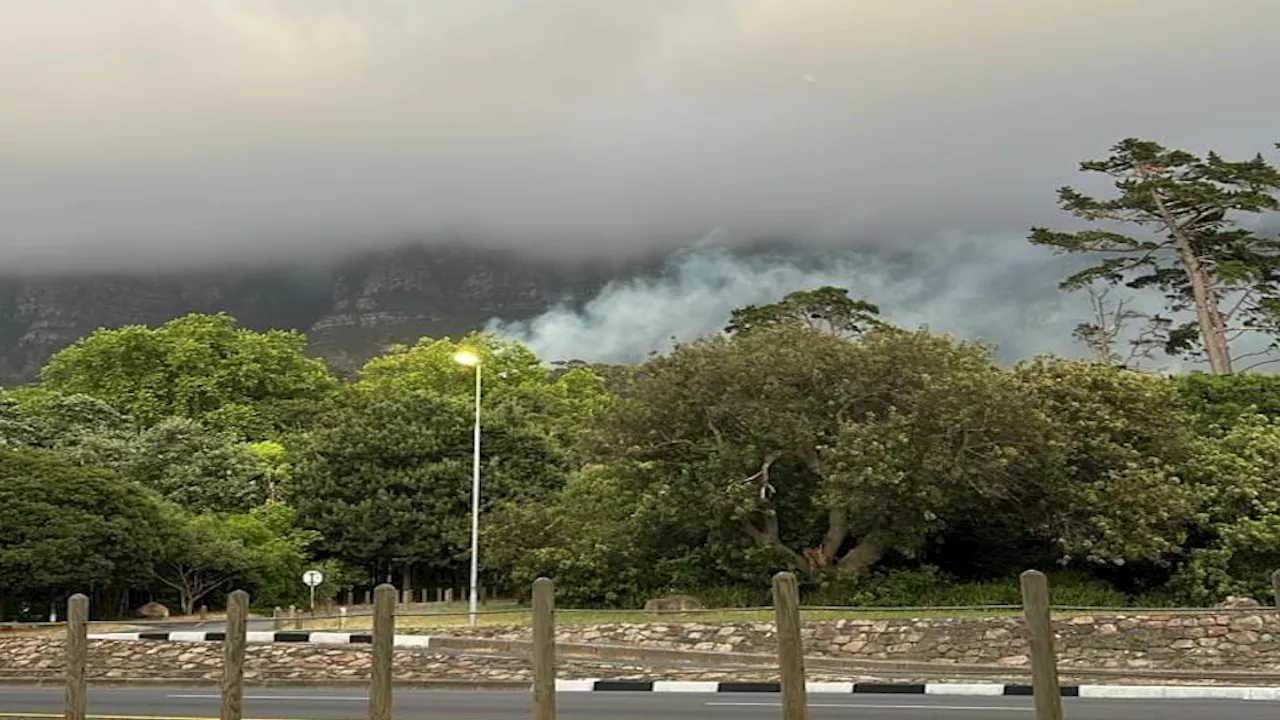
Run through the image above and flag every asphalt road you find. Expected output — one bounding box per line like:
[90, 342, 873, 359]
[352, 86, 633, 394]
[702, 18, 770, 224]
[1, 686, 1278, 719]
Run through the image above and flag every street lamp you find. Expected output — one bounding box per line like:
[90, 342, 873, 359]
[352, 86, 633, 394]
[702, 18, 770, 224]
[452, 348, 482, 627]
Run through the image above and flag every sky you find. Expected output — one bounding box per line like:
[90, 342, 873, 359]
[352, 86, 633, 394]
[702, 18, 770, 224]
[3, 0, 1279, 364]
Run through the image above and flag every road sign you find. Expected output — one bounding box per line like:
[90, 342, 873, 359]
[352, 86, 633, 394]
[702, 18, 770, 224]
[303, 570, 324, 587]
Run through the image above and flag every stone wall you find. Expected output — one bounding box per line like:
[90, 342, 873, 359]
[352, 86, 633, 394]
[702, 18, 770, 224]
[0, 638, 855, 684]
[4, 611, 1279, 683]
[446, 611, 1280, 671]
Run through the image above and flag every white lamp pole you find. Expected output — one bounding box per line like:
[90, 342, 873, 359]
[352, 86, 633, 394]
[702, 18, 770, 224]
[453, 349, 483, 627]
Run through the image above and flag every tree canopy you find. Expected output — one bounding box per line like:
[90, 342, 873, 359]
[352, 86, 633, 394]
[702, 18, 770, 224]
[39, 313, 337, 438]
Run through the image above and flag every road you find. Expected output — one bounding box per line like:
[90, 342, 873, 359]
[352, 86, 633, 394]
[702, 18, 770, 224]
[0, 686, 1277, 719]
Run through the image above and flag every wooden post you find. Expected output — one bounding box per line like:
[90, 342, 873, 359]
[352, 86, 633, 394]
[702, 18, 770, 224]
[772, 571, 806, 720]
[1020, 570, 1063, 720]
[290, 605, 301, 630]
[1272, 569, 1280, 608]
[369, 583, 396, 720]
[220, 590, 249, 720]
[65, 593, 88, 720]
[531, 578, 556, 720]
[444, 588, 453, 604]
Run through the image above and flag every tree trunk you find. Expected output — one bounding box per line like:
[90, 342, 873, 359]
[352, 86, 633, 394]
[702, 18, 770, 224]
[1174, 241, 1232, 373]
[180, 592, 195, 617]
[1154, 191, 1233, 373]
[835, 536, 886, 577]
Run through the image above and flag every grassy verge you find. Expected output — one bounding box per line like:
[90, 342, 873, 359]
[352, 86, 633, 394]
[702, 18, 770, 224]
[288, 603, 1043, 632]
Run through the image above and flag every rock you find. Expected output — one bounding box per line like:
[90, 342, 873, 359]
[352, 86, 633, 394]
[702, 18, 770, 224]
[135, 602, 170, 619]
[1230, 616, 1265, 631]
[643, 595, 704, 614]
[1217, 596, 1262, 609]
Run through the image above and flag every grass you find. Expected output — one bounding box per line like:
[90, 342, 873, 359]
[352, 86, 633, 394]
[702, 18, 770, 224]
[287, 601, 1046, 632]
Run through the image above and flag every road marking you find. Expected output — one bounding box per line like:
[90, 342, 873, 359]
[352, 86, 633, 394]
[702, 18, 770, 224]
[706, 701, 1030, 711]
[166, 694, 364, 701]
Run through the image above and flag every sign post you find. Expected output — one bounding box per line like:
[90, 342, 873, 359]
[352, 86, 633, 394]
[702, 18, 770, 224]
[302, 569, 324, 611]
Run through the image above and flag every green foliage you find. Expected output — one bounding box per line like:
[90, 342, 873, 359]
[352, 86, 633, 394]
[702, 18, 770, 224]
[356, 332, 612, 455]
[123, 418, 265, 514]
[1176, 372, 1280, 434]
[0, 447, 172, 604]
[484, 464, 654, 606]
[39, 313, 337, 438]
[221, 502, 320, 609]
[1013, 359, 1199, 566]
[0, 392, 37, 447]
[292, 385, 567, 580]
[1170, 415, 1280, 603]
[725, 286, 885, 339]
[154, 510, 265, 615]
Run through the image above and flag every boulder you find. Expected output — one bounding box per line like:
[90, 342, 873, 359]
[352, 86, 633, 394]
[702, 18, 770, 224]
[135, 601, 170, 619]
[1217, 596, 1261, 609]
[643, 595, 704, 614]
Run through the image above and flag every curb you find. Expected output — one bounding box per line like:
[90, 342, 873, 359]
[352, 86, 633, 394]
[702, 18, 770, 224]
[558, 680, 1280, 700]
[1, 676, 1277, 700]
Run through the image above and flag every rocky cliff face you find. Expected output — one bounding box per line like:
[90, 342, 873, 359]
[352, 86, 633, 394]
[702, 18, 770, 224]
[0, 244, 642, 385]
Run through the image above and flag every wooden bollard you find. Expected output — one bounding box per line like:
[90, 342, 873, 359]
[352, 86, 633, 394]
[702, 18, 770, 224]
[369, 584, 396, 720]
[199, 605, 209, 621]
[65, 594, 88, 720]
[1020, 570, 1064, 720]
[772, 572, 806, 720]
[532, 578, 556, 720]
[220, 590, 249, 720]
[444, 588, 453, 604]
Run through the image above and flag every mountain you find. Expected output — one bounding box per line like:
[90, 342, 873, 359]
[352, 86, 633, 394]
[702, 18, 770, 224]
[0, 244, 652, 386]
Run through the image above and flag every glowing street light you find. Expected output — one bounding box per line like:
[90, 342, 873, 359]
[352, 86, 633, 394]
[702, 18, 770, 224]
[453, 348, 482, 626]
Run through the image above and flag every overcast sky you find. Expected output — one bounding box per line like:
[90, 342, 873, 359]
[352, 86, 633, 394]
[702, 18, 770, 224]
[2, 0, 1278, 271]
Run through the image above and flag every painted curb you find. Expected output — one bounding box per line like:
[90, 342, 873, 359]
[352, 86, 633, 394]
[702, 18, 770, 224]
[556, 680, 1280, 700]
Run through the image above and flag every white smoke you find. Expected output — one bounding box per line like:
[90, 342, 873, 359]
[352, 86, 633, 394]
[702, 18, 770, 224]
[487, 232, 1152, 366]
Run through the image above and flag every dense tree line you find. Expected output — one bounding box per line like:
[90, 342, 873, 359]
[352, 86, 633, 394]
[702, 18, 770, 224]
[4, 137, 1280, 619]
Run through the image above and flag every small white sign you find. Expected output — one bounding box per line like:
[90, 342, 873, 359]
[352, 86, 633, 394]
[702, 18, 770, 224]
[302, 570, 324, 587]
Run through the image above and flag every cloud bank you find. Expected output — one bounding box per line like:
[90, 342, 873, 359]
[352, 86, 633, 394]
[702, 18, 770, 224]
[3, 0, 1280, 270]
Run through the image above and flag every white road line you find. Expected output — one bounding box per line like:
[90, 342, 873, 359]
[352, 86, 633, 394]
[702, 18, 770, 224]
[166, 694, 364, 702]
[705, 701, 1030, 711]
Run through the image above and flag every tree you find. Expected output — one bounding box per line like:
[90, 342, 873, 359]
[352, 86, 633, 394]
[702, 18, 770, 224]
[592, 324, 1044, 580]
[1071, 283, 1159, 367]
[725, 286, 884, 338]
[292, 386, 567, 585]
[39, 313, 337, 438]
[356, 332, 612, 455]
[483, 464, 656, 606]
[1030, 138, 1280, 373]
[154, 510, 263, 615]
[0, 448, 172, 616]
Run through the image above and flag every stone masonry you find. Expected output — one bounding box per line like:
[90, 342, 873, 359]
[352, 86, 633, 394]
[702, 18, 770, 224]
[443, 611, 1280, 672]
[3, 611, 1279, 682]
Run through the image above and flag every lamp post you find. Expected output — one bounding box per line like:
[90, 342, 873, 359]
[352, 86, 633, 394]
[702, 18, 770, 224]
[452, 348, 482, 627]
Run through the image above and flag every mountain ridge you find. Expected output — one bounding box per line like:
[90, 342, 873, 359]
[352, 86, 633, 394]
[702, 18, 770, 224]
[0, 243, 666, 385]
